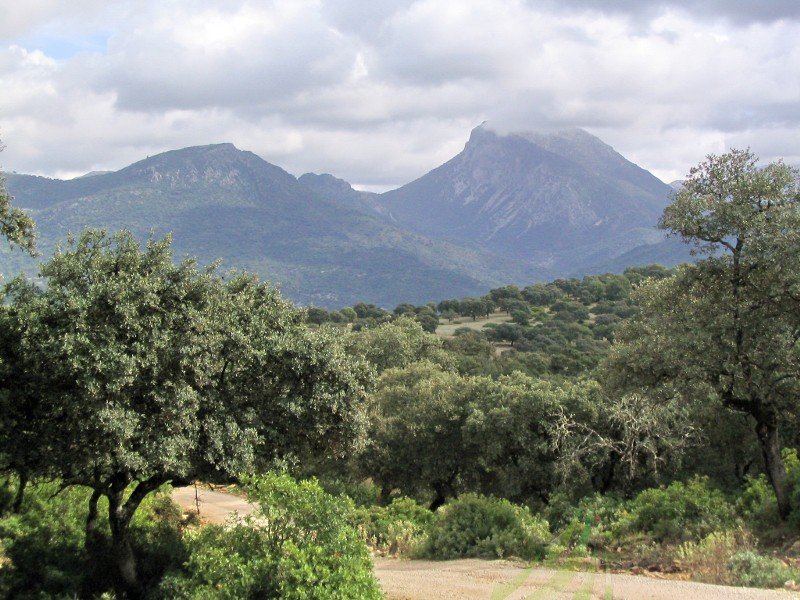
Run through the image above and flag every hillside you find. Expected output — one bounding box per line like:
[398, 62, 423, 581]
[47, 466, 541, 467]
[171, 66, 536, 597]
[376, 124, 687, 273]
[2, 144, 539, 307]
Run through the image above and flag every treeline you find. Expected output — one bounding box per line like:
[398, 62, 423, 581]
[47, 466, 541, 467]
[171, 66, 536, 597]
[308, 265, 669, 377]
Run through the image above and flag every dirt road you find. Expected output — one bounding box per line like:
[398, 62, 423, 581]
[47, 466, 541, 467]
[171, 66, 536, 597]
[172, 485, 255, 523]
[172, 487, 799, 600]
[375, 558, 798, 600]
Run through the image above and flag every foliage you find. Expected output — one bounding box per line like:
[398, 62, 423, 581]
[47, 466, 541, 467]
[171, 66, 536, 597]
[0, 480, 184, 599]
[0, 229, 371, 593]
[615, 477, 735, 543]
[353, 497, 433, 556]
[345, 316, 452, 372]
[608, 149, 800, 519]
[727, 550, 800, 588]
[360, 361, 475, 508]
[675, 529, 750, 585]
[737, 448, 800, 531]
[419, 494, 550, 561]
[159, 473, 381, 600]
[363, 364, 569, 508]
[0, 141, 36, 255]
[552, 385, 697, 494]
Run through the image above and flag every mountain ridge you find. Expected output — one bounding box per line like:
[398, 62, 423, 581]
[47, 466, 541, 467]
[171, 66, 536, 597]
[2, 128, 693, 307]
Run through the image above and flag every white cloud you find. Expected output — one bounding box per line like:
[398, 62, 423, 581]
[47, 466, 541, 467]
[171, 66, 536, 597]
[0, 0, 798, 187]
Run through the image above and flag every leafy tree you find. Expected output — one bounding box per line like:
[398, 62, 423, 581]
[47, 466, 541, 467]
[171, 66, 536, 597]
[0, 141, 36, 254]
[305, 306, 331, 325]
[436, 298, 461, 314]
[339, 306, 357, 322]
[361, 362, 476, 509]
[608, 149, 800, 519]
[486, 322, 524, 347]
[552, 384, 697, 495]
[393, 302, 417, 316]
[344, 316, 451, 372]
[352, 302, 389, 320]
[415, 310, 439, 333]
[522, 283, 562, 306]
[462, 373, 559, 503]
[0, 230, 370, 595]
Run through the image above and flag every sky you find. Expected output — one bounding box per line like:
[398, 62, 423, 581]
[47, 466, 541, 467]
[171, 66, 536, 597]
[1, 0, 799, 189]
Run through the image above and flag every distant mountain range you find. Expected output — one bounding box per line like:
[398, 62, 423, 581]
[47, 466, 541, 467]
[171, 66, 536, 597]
[2, 126, 693, 307]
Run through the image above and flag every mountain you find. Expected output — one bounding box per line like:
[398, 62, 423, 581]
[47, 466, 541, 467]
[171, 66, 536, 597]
[2, 144, 541, 308]
[297, 172, 382, 215]
[376, 124, 686, 273]
[2, 129, 695, 308]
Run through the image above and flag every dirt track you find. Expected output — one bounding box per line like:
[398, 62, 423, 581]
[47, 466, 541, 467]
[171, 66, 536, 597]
[375, 558, 798, 600]
[172, 487, 799, 600]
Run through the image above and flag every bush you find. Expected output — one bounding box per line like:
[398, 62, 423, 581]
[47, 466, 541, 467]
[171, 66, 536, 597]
[676, 529, 750, 584]
[159, 472, 381, 599]
[0, 481, 90, 599]
[728, 550, 800, 588]
[616, 477, 735, 543]
[552, 494, 625, 552]
[353, 497, 433, 556]
[737, 449, 800, 532]
[420, 494, 550, 560]
[737, 474, 781, 531]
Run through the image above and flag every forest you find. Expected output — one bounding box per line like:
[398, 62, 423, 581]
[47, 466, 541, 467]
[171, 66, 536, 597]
[2, 148, 800, 598]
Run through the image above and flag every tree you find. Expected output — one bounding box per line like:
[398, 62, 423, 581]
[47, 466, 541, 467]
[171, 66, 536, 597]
[607, 149, 800, 519]
[0, 140, 36, 254]
[0, 230, 371, 596]
[344, 316, 451, 373]
[361, 362, 476, 509]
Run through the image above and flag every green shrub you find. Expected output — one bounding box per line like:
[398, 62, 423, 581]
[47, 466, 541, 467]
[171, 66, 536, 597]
[318, 478, 381, 507]
[737, 449, 800, 532]
[158, 472, 381, 599]
[728, 550, 800, 588]
[552, 494, 625, 551]
[0, 480, 184, 598]
[353, 496, 433, 555]
[737, 474, 781, 531]
[420, 494, 550, 560]
[0, 481, 90, 599]
[616, 477, 734, 543]
[676, 529, 751, 584]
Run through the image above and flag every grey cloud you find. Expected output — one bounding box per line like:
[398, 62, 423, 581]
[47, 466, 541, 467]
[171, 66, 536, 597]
[86, 4, 359, 112]
[534, 0, 800, 24]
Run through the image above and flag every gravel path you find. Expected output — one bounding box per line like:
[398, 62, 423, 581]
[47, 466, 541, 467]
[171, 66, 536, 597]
[172, 487, 799, 599]
[375, 558, 799, 599]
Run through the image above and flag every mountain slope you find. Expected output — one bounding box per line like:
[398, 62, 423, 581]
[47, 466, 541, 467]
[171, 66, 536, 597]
[377, 124, 682, 272]
[3, 144, 541, 307]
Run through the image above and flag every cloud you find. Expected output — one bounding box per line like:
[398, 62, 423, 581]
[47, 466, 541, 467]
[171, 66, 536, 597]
[536, 0, 800, 25]
[0, 0, 798, 187]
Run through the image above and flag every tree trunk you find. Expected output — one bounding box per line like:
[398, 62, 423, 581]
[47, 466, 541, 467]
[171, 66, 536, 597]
[429, 490, 446, 512]
[755, 419, 791, 520]
[85, 489, 103, 553]
[377, 483, 392, 507]
[12, 470, 28, 513]
[108, 489, 142, 598]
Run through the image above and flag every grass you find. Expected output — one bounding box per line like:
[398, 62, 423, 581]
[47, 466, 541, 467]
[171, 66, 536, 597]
[436, 311, 512, 337]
